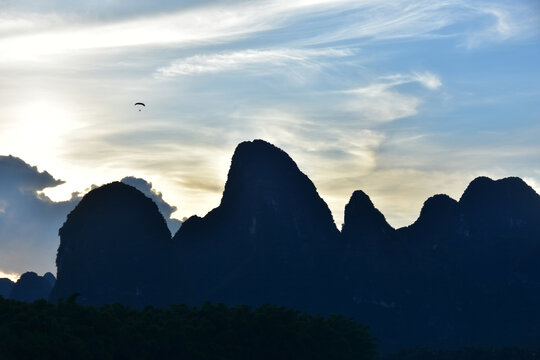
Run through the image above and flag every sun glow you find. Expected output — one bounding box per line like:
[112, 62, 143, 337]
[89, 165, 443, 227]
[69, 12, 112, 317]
[0, 271, 20, 283]
[1, 98, 83, 163]
[11, 99, 80, 143]
[0, 98, 90, 200]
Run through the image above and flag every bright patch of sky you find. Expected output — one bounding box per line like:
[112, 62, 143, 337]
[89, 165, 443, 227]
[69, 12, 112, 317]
[0, 271, 20, 283]
[0, 0, 539, 255]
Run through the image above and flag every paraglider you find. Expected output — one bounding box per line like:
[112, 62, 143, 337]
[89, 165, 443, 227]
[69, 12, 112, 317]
[135, 102, 145, 111]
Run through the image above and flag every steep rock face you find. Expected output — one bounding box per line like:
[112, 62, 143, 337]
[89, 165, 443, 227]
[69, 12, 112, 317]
[50, 182, 173, 307]
[0, 278, 14, 298]
[9, 272, 53, 302]
[173, 140, 341, 311]
[340, 190, 397, 307]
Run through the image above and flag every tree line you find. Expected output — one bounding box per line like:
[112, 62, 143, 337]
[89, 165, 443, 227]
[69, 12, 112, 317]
[0, 295, 376, 360]
[2, 295, 538, 359]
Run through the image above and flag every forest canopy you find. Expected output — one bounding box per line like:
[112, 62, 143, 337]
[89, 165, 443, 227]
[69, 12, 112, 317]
[0, 296, 377, 360]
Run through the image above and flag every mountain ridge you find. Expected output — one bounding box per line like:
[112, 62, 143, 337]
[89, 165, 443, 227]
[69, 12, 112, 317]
[45, 139, 540, 352]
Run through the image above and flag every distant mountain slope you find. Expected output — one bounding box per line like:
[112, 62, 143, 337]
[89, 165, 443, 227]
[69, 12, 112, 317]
[0, 278, 14, 298]
[9, 272, 54, 302]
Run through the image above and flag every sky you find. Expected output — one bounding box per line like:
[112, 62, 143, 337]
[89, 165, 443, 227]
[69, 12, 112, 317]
[0, 0, 539, 276]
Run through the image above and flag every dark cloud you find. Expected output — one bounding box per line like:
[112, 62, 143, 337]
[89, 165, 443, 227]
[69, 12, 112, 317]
[121, 176, 182, 234]
[0, 155, 80, 275]
[0, 157, 184, 276]
[0, 156, 63, 193]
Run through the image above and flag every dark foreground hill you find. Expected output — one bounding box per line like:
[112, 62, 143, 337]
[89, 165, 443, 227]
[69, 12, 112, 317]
[0, 296, 376, 360]
[49, 139, 540, 352]
[50, 182, 174, 308]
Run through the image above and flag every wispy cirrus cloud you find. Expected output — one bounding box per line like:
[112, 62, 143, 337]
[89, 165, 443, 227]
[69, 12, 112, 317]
[300, 0, 539, 46]
[380, 72, 442, 90]
[463, 4, 540, 48]
[0, 0, 536, 63]
[157, 48, 353, 77]
[0, 0, 363, 62]
[343, 72, 442, 123]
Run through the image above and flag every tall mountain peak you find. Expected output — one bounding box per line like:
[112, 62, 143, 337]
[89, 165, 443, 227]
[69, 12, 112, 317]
[219, 139, 326, 212]
[173, 139, 341, 310]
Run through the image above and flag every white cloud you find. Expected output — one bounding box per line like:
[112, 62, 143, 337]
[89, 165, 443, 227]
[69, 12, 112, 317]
[0, 0, 363, 63]
[0, 13, 65, 35]
[463, 3, 539, 48]
[1, 0, 535, 64]
[347, 84, 420, 123]
[412, 72, 442, 90]
[157, 48, 352, 76]
[344, 71, 441, 122]
[380, 72, 442, 89]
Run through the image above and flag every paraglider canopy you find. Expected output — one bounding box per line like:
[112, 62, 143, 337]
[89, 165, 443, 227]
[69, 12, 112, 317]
[135, 102, 145, 111]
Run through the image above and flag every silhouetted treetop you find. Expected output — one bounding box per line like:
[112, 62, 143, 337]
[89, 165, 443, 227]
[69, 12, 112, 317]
[0, 297, 377, 360]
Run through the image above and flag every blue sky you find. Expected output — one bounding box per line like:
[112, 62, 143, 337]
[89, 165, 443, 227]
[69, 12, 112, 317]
[0, 0, 539, 276]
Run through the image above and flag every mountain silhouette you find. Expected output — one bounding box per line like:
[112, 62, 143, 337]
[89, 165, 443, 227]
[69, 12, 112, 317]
[9, 272, 54, 302]
[50, 182, 174, 307]
[342, 190, 395, 244]
[0, 278, 14, 298]
[344, 176, 540, 351]
[459, 176, 540, 238]
[42, 272, 56, 287]
[41, 140, 540, 352]
[173, 139, 342, 312]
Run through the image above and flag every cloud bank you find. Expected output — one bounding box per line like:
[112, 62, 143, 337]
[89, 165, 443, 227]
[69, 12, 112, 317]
[0, 156, 182, 276]
[0, 155, 80, 276]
